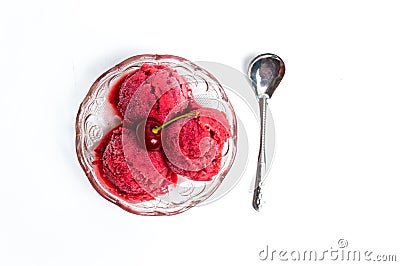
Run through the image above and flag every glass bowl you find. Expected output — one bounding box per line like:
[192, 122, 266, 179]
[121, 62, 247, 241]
[76, 54, 237, 215]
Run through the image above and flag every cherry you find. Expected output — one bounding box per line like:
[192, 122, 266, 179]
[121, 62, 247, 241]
[135, 111, 199, 151]
[136, 118, 162, 150]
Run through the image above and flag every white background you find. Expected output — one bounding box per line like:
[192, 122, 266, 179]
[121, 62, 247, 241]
[1, 0, 399, 265]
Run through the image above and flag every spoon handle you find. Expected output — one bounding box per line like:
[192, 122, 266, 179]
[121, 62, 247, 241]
[252, 95, 268, 211]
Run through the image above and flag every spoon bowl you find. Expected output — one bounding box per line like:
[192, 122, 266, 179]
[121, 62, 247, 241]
[248, 53, 285, 98]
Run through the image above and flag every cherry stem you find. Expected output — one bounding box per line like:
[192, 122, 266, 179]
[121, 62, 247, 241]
[151, 111, 199, 134]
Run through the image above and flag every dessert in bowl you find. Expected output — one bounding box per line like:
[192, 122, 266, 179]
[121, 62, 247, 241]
[76, 54, 237, 215]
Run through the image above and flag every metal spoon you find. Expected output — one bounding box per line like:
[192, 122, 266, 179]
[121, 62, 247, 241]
[248, 53, 285, 211]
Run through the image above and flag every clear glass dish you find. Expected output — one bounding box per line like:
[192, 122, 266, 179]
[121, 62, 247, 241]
[76, 54, 237, 215]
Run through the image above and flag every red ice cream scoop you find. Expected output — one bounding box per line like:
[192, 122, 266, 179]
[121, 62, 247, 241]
[93, 126, 177, 202]
[161, 106, 231, 181]
[109, 63, 193, 125]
